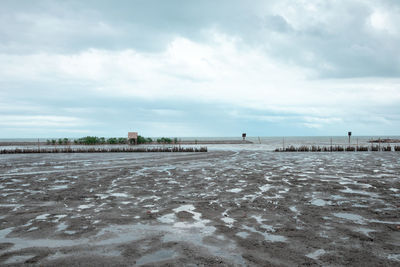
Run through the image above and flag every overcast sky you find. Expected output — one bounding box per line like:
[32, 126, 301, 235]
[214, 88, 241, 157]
[1, 0, 399, 138]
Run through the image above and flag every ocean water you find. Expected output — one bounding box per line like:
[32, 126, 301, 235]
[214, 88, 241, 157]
[0, 136, 398, 152]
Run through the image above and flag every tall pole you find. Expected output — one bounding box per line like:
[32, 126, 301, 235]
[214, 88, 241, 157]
[348, 132, 352, 149]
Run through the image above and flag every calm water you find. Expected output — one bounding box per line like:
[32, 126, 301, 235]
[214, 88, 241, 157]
[1, 136, 398, 152]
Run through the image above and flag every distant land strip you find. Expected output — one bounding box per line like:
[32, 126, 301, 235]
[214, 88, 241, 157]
[367, 138, 400, 143]
[0, 146, 208, 154]
[0, 140, 252, 146]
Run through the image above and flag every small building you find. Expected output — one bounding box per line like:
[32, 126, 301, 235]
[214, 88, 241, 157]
[128, 132, 138, 145]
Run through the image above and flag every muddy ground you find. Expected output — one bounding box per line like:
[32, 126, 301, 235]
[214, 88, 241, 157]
[0, 150, 399, 266]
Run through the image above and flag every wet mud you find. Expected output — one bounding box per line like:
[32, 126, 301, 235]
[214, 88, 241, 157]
[0, 150, 399, 266]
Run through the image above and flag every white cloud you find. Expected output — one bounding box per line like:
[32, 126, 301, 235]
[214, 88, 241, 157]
[369, 9, 400, 35]
[0, 29, 399, 134]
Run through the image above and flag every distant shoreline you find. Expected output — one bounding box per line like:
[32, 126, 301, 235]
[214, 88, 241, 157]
[367, 138, 400, 143]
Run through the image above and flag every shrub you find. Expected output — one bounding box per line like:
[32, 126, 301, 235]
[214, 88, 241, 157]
[76, 136, 100, 145]
[118, 137, 126, 144]
[107, 137, 117, 144]
[137, 135, 149, 144]
[156, 137, 172, 144]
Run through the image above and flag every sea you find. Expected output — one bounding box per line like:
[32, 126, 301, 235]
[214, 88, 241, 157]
[1, 136, 399, 152]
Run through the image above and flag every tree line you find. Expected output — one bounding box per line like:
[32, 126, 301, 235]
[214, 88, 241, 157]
[46, 136, 179, 145]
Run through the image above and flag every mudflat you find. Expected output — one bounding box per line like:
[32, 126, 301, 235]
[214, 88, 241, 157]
[0, 150, 399, 266]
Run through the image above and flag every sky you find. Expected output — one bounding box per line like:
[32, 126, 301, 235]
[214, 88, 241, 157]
[0, 0, 399, 138]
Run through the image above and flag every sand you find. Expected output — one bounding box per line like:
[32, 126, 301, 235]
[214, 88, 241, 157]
[0, 150, 399, 266]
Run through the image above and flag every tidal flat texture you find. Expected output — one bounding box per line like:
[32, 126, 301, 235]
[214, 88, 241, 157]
[0, 151, 399, 266]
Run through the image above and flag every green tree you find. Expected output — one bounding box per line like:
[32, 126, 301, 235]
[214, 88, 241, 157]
[118, 137, 126, 144]
[107, 137, 117, 144]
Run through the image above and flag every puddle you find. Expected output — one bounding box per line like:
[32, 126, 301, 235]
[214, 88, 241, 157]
[354, 227, 375, 237]
[339, 187, 379, 198]
[172, 205, 210, 229]
[4, 255, 36, 264]
[311, 199, 331, 207]
[306, 249, 326, 260]
[36, 214, 50, 220]
[227, 188, 242, 193]
[96, 194, 108, 199]
[64, 230, 77, 235]
[388, 254, 400, 262]
[136, 249, 177, 265]
[333, 213, 365, 224]
[330, 195, 345, 200]
[0, 227, 14, 238]
[289, 206, 298, 213]
[221, 217, 235, 227]
[242, 225, 286, 242]
[56, 222, 68, 232]
[110, 193, 129, 198]
[259, 185, 271, 192]
[369, 219, 400, 225]
[158, 213, 176, 224]
[236, 231, 250, 238]
[54, 215, 67, 222]
[78, 204, 95, 210]
[49, 185, 69, 190]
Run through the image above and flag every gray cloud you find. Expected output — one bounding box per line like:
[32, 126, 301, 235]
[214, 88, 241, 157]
[1, 0, 399, 77]
[0, 0, 399, 137]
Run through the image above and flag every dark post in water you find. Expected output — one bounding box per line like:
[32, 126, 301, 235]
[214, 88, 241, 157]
[348, 131, 352, 147]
